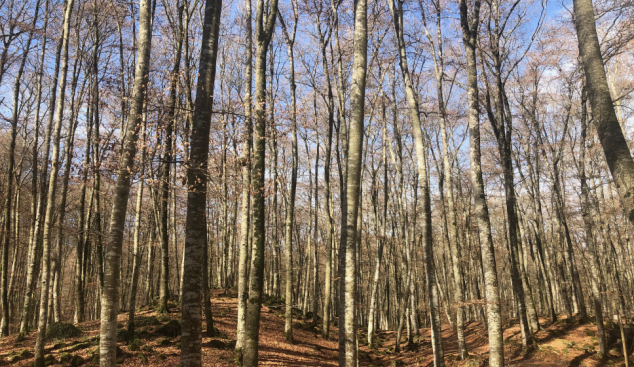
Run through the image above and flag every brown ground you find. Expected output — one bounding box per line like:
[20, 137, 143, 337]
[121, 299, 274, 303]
[0, 292, 631, 366]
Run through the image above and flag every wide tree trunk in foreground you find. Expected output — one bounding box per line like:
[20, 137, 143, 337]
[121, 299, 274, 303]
[573, 0, 634, 222]
[99, 0, 154, 363]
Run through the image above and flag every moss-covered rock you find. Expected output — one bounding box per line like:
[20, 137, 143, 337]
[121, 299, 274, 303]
[60, 352, 72, 363]
[44, 354, 57, 366]
[70, 355, 84, 366]
[155, 320, 181, 338]
[128, 338, 142, 351]
[135, 316, 162, 327]
[46, 322, 82, 340]
[7, 355, 19, 364]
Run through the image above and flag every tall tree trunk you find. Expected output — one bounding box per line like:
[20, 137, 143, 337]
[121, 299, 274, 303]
[579, 85, 607, 356]
[367, 108, 388, 347]
[388, 0, 444, 363]
[280, 3, 298, 340]
[20, 0, 64, 335]
[34, 0, 74, 363]
[126, 118, 148, 340]
[482, 16, 534, 348]
[419, 1, 467, 356]
[99, 0, 154, 362]
[338, 0, 367, 363]
[573, 0, 634, 222]
[1, 0, 41, 336]
[235, 0, 253, 351]
[180, 0, 222, 364]
[242, 0, 278, 363]
[158, 2, 184, 313]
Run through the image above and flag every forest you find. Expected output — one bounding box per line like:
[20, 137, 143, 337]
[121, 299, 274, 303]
[0, 0, 633, 365]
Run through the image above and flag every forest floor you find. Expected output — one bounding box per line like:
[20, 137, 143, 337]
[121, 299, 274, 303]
[0, 290, 631, 366]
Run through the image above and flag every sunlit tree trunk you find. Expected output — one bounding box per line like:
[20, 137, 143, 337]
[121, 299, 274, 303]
[338, 0, 367, 363]
[1, 0, 41, 336]
[99, 0, 154, 362]
[34, 0, 74, 363]
[242, 0, 278, 363]
[235, 0, 253, 352]
[579, 86, 607, 356]
[180, 0, 223, 363]
[20, 1, 64, 335]
[388, 0, 444, 363]
[158, 1, 184, 313]
[126, 117, 148, 340]
[280, 5, 298, 340]
[573, 0, 634, 223]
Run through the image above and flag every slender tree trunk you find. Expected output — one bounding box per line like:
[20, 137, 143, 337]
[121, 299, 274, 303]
[419, 2, 467, 355]
[279, 5, 298, 340]
[126, 118, 148, 340]
[99, 0, 154, 362]
[235, 0, 253, 352]
[158, 2, 184, 313]
[367, 110, 388, 348]
[338, 0, 367, 363]
[579, 85, 607, 356]
[1, 0, 41, 336]
[20, 1, 64, 335]
[34, 0, 74, 363]
[242, 0, 278, 363]
[388, 0, 444, 363]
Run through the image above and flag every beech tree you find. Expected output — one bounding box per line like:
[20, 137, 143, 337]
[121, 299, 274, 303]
[0, 0, 633, 366]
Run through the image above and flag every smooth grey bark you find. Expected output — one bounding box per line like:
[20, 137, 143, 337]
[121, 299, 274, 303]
[52, 43, 85, 324]
[482, 10, 533, 347]
[34, 0, 74, 363]
[0, 0, 40, 336]
[126, 118, 148, 340]
[235, 0, 252, 351]
[388, 0, 444, 364]
[75, 28, 94, 325]
[516, 211, 540, 331]
[573, 0, 634, 223]
[279, 4, 298, 342]
[367, 108, 388, 348]
[242, 0, 278, 363]
[310, 10, 335, 339]
[158, 1, 184, 313]
[540, 116, 588, 320]
[419, 1, 467, 357]
[338, 0, 367, 363]
[579, 86, 607, 356]
[458, 0, 504, 365]
[99, 0, 154, 363]
[20, 1, 64, 335]
[180, 0, 223, 363]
